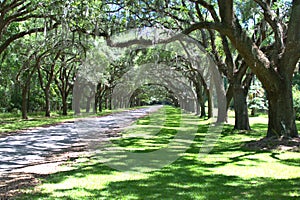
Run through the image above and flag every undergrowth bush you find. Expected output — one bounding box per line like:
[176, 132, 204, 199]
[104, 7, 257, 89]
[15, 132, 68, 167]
[293, 86, 300, 120]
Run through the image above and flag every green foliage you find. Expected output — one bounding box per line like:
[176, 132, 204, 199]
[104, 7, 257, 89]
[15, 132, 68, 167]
[248, 96, 267, 111]
[293, 72, 300, 90]
[293, 86, 300, 120]
[133, 84, 175, 105]
[293, 72, 300, 120]
[248, 78, 267, 115]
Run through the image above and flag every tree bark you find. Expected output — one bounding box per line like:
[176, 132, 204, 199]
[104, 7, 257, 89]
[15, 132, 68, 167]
[21, 86, 28, 120]
[233, 84, 250, 130]
[267, 80, 298, 138]
[27, 83, 31, 113]
[62, 93, 68, 116]
[59, 59, 68, 116]
[37, 51, 60, 117]
[194, 79, 206, 117]
[226, 84, 233, 111]
[56, 59, 75, 116]
[200, 101, 206, 118]
[108, 88, 112, 110]
[207, 88, 213, 119]
[231, 66, 252, 130]
[45, 86, 51, 117]
[99, 96, 103, 112]
[18, 53, 39, 120]
[94, 94, 98, 114]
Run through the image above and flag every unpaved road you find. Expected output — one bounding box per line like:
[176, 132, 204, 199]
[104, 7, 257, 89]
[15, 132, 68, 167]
[0, 106, 162, 175]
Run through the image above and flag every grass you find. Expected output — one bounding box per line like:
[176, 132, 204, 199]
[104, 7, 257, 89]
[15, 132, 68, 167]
[0, 111, 73, 133]
[0, 108, 139, 134]
[15, 106, 300, 199]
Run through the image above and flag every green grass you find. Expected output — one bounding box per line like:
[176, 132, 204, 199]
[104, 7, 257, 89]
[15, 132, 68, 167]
[16, 106, 300, 199]
[0, 108, 138, 134]
[0, 111, 73, 133]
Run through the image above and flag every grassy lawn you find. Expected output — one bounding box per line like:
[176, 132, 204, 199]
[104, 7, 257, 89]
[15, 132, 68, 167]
[17, 106, 300, 199]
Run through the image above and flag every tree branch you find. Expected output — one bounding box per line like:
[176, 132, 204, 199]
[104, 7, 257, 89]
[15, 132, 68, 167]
[281, 0, 300, 77]
[1, 0, 26, 16]
[191, 0, 220, 22]
[253, 0, 284, 53]
[0, 22, 60, 55]
[106, 22, 225, 48]
[218, 0, 233, 25]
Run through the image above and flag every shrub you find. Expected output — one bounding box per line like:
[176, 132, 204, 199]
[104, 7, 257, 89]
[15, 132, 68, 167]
[293, 86, 300, 120]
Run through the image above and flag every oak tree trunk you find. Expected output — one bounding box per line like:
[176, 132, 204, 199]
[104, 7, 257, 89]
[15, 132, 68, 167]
[200, 101, 206, 118]
[99, 98, 103, 112]
[45, 87, 51, 117]
[267, 80, 298, 138]
[21, 86, 28, 120]
[94, 95, 98, 114]
[233, 84, 250, 130]
[194, 81, 206, 117]
[207, 89, 213, 119]
[62, 94, 68, 116]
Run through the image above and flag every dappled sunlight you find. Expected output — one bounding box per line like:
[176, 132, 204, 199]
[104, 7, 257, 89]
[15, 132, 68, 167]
[16, 107, 300, 199]
[1, 0, 299, 198]
[209, 151, 300, 179]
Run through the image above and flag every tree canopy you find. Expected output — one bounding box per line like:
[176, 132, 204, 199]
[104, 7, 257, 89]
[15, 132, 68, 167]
[0, 0, 299, 138]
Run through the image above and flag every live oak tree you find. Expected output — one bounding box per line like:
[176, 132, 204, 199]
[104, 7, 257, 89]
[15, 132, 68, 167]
[211, 0, 300, 137]
[16, 46, 46, 119]
[1, 0, 64, 118]
[0, 0, 60, 55]
[200, 0, 299, 137]
[55, 52, 80, 116]
[37, 49, 61, 117]
[0, 0, 100, 117]
[197, 19, 253, 130]
[110, 0, 299, 138]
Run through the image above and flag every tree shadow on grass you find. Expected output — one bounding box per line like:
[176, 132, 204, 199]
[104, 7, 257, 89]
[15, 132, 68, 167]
[42, 162, 118, 184]
[99, 172, 300, 200]
[17, 134, 300, 200]
[17, 119, 300, 200]
[20, 158, 300, 200]
[250, 123, 268, 130]
[279, 158, 300, 167]
[270, 152, 300, 167]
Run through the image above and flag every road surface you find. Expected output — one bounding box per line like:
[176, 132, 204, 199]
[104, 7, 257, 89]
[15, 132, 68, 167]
[0, 106, 162, 174]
